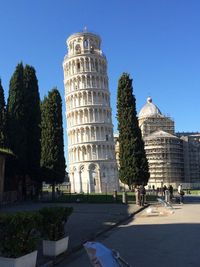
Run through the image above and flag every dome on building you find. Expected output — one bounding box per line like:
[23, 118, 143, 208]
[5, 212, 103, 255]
[139, 97, 162, 118]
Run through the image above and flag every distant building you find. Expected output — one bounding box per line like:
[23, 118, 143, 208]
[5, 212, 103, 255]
[114, 97, 200, 189]
[139, 97, 174, 137]
[63, 30, 119, 193]
[177, 133, 200, 187]
[143, 130, 184, 188]
[138, 97, 184, 188]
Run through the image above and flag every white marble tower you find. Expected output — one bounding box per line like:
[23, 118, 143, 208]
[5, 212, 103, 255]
[63, 30, 119, 193]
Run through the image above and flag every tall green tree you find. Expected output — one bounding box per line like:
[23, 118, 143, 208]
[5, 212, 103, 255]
[7, 63, 27, 175]
[23, 65, 41, 183]
[117, 73, 149, 187]
[6, 63, 42, 196]
[40, 88, 65, 198]
[0, 78, 7, 147]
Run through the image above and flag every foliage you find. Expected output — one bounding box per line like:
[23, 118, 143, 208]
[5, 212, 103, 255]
[23, 65, 41, 181]
[0, 211, 42, 258]
[0, 78, 7, 148]
[117, 73, 149, 187]
[43, 192, 157, 203]
[6, 63, 41, 193]
[54, 193, 118, 203]
[0, 148, 14, 155]
[40, 88, 65, 184]
[7, 63, 27, 175]
[39, 206, 73, 241]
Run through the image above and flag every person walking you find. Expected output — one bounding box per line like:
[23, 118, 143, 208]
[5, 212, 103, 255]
[179, 189, 185, 204]
[169, 185, 174, 202]
[163, 185, 167, 197]
[178, 184, 184, 204]
[140, 185, 146, 206]
[178, 184, 182, 194]
[135, 186, 141, 206]
[165, 189, 170, 203]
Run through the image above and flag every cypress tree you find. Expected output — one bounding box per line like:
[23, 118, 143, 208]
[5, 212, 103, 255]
[117, 73, 149, 187]
[7, 63, 27, 175]
[0, 78, 6, 147]
[41, 88, 65, 198]
[6, 63, 42, 195]
[23, 65, 41, 183]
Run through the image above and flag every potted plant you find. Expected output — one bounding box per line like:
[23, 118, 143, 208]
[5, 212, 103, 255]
[0, 211, 41, 267]
[39, 206, 73, 257]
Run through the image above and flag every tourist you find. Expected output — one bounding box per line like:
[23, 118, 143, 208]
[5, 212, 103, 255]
[179, 189, 185, 204]
[168, 185, 174, 201]
[140, 185, 146, 206]
[135, 186, 141, 206]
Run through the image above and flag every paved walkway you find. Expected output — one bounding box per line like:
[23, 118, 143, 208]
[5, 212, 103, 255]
[0, 201, 144, 266]
[58, 202, 200, 267]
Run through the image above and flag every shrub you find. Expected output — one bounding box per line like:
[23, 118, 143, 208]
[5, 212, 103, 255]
[0, 211, 42, 258]
[39, 206, 73, 241]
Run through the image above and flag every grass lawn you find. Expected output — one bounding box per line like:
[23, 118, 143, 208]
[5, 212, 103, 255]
[42, 189, 157, 204]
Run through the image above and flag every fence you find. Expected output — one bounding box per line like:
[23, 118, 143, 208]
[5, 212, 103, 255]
[0, 191, 18, 206]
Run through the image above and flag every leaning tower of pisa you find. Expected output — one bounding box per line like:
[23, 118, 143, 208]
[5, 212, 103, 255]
[63, 30, 119, 193]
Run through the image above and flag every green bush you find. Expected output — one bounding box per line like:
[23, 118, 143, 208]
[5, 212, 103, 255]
[44, 192, 157, 204]
[57, 193, 121, 203]
[39, 206, 73, 241]
[0, 211, 42, 258]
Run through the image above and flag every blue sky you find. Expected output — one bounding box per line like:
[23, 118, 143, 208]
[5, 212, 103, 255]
[0, 0, 200, 164]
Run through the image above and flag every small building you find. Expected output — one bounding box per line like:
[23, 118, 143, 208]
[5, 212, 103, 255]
[0, 149, 12, 201]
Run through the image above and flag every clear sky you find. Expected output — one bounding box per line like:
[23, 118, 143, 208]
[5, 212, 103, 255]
[0, 0, 200, 165]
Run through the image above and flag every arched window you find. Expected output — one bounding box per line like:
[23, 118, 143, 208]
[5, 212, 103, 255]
[77, 62, 80, 72]
[84, 39, 88, 49]
[95, 59, 98, 72]
[75, 44, 81, 54]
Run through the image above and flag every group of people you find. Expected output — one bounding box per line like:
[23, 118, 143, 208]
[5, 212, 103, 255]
[163, 185, 174, 201]
[135, 185, 146, 206]
[135, 183, 185, 206]
[163, 184, 185, 204]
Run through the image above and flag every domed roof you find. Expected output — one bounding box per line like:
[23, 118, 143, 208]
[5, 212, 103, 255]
[139, 97, 162, 118]
[144, 130, 179, 141]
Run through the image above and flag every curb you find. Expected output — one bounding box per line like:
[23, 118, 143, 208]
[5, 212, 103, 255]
[40, 204, 149, 266]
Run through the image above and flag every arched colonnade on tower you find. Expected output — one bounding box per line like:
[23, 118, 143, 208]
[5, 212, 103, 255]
[68, 125, 113, 145]
[69, 162, 118, 193]
[63, 56, 107, 76]
[64, 74, 108, 93]
[68, 143, 115, 163]
[66, 90, 110, 109]
[67, 107, 111, 127]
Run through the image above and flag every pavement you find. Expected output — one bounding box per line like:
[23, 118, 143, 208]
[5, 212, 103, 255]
[57, 199, 200, 267]
[0, 201, 145, 266]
